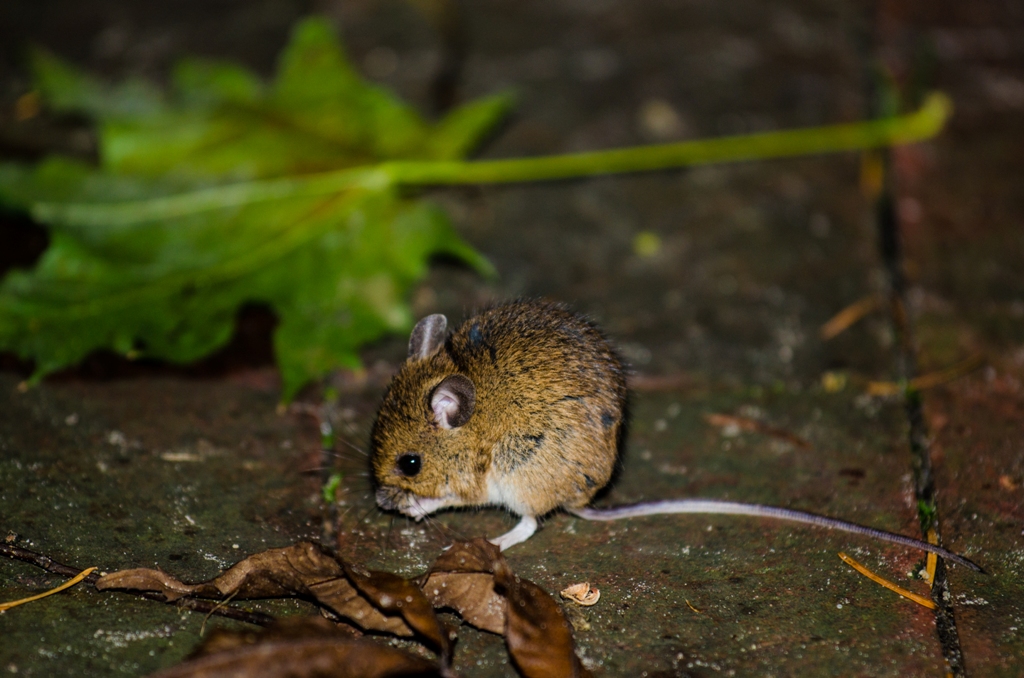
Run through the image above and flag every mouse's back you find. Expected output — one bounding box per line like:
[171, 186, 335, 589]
[372, 299, 627, 520]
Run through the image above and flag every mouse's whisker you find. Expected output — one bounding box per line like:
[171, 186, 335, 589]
[420, 513, 452, 545]
[333, 504, 356, 533]
[324, 452, 366, 467]
[336, 437, 369, 458]
[354, 502, 383, 528]
[381, 513, 397, 557]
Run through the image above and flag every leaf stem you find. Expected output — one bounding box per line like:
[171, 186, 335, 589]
[34, 93, 951, 226]
[385, 92, 951, 186]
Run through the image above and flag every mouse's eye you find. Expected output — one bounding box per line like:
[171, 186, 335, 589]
[396, 453, 422, 477]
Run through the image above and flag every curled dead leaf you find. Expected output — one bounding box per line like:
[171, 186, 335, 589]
[341, 563, 452, 659]
[97, 543, 415, 638]
[149, 636, 441, 678]
[560, 583, 600, 607]
[495, 559, 592, 678]
[420, 539, 506, 635]
[95, 539, 592, 677]
[95, 568, 208, 602]
[423, 539, 594, 674]
[192, 617, 361, 658]
[422, 570, 505, 635]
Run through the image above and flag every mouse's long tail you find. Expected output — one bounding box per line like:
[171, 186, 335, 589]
[568, 500, 984, 573]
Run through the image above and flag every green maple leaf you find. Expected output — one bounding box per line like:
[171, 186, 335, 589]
[0, 15, 953, 401]
[0, 17, 503, 400]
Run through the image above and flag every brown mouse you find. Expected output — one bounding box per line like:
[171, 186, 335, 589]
[371, 299, 981, 572]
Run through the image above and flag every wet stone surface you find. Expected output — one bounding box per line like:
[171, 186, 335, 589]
[2, 0, 1023, 676]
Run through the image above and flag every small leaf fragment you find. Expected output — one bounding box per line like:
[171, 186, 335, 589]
[426, 92, 517, 160]
[322, 472, 343, 504]
[560, 582, 600, 607]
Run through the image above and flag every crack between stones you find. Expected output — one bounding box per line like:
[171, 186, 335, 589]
[875, 155, 967, 676]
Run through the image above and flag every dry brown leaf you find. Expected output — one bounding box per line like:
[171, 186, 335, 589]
[148, 637, 441, 678]
[95, 568, 215, 601]
[97, 543, 414, 637]
[308, 576, 413, 636]
[420, 540, 506, 634]
[210, 542, 345, 599]
[192, 617, 361, 658]
[495, 560, 592, 678]
[429, 538, 502, 573]
[423, 571, 505, 635]
[96, 539, 592, 677]
[342, 564, 451, 658]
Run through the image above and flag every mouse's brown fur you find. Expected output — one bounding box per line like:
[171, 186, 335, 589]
[372, 299, 626, 519]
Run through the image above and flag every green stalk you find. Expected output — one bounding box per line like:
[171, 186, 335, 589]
[386, 92, 951, 186]
[36, 93, 951, 227]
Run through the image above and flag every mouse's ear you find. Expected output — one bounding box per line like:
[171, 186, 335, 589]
[431, 374, 476, 429]
[408, 314, 448, 361]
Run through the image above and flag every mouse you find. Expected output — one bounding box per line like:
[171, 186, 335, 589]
[371, 299, 982, 572]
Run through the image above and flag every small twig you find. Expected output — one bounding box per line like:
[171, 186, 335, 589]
[838, 552, 936, 610]
[867, 354, 985, 396]
[0, 543, 275, 626]
[628, 372, 693, 393]
[820, 295, 881, 340]
[0, 567, 96, 611]
[201, 589, 242, 636]
[0, 543, 96, 582]
[924, 529, 938, 587]
[703, 413, 812, 450]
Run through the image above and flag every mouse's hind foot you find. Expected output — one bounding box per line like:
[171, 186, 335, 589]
[488, 515, 539, 551]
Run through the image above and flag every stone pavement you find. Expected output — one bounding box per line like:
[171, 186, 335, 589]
[1, 0, 1021, 675]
